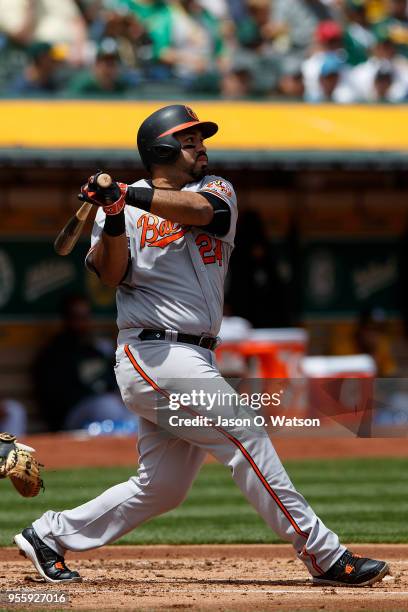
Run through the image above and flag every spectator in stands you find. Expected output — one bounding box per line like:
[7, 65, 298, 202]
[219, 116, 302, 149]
[349, 29, 408, 101]
[277, 55, 305, 98]
[3, 0, 408, 101]
[237, 0, 287, 51]
[66, 37, 133, 95]
[306, 52, 356, 101]
[343, 0, 377, 66]
[120, 0, 176, 80]
[119, 0, 230, 91]
[365, 0, 388, 23]
[8, 41, 65, 95]
[311, 52, 342, 101]
[170, 0, 229, 88]
[38, 0, 89, 65]
[0, 399, 27, 436]
[373, 60, 397, 99]
[233, 0, 283, 95]
[201, 0, 237, 58]
[221, 55, 253, 98]
[76, 0, 119, 43]
[0, 0, 35, 46]
[272, 0, 336, 58]
[302, 20, 350, 100]
[199, 0, 232, 20]
[102, 12, 151, 78]
[372, 0, 408, 58]
[0, 0, 88, 66]
[0, 0, 33, 92]
[32, 293, 136, 432]
[78, 1, 152, 79]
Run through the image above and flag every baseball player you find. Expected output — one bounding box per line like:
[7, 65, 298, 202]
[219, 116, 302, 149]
[15, 105, 388, 587]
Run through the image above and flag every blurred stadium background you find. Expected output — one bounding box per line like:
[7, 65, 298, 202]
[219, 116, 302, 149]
[2, 0, 408, 436]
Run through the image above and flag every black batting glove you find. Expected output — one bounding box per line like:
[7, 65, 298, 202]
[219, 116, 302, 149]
[78, 172, 128, 215]
[78, 171, 122, 206]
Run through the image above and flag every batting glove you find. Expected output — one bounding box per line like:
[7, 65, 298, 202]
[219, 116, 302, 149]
[78, 172, 128, 215]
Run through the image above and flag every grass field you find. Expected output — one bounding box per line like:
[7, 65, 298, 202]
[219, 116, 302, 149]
[1, 458, 407, 546]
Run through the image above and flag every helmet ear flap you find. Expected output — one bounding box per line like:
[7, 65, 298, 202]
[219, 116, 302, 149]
[150, 136, 181, 165]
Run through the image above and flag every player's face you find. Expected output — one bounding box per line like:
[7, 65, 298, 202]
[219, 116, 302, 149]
[175, 129, 209, 180]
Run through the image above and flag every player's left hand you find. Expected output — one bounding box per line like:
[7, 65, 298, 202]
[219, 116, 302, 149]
[0, 432, 44, 498]
[78, 172, 128, 215]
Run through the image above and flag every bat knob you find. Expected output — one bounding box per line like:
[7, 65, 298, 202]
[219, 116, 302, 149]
[97, 173, 112, 189]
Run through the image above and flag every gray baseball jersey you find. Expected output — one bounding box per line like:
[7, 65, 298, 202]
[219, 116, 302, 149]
[87, 175, 238, 336]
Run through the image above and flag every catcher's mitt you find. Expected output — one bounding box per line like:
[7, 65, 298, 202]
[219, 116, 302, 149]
[0, 433, 44, 497]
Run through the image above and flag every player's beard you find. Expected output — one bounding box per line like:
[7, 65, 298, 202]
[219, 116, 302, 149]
[191, 165, 208, 180]
[190, 157, 209, 181]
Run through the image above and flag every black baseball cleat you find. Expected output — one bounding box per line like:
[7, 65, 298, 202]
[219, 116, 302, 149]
[14, 527, 82, 584]
[313, 549, 389, 587]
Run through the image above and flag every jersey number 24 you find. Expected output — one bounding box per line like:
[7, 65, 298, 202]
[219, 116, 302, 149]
[195, 234, 223, 266]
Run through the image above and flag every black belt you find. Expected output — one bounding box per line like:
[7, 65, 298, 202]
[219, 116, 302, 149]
[139, 329, 219, 351]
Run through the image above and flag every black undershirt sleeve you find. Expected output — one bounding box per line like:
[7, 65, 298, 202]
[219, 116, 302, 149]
[199, 192, 231, 237]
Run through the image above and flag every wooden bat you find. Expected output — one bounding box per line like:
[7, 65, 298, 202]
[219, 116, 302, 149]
[54, 173, 112, 256]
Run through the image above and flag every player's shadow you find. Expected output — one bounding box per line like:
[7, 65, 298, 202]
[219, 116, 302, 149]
[25, 575, 311, 588]
[95, 577, 311, 588]
[183, 578, 310, 587]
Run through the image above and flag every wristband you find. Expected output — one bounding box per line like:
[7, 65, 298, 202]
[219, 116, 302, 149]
[102, 182, 128, 216]
[103, 199, 125, 216]
[126, 186, 154, 212]
[103, 209, 125, 237]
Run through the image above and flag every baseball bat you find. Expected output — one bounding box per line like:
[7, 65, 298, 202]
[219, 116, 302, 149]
[54, 173, 113, 256]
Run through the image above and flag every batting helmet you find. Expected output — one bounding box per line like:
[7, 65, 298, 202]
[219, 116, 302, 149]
[137, 105, 218, 170]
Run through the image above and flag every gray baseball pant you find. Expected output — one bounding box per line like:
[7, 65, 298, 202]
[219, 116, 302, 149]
[33, 332, 345, 576]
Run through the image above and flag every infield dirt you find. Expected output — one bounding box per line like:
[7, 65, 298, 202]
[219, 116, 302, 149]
[22, 433, 408, 468]
[0, 544, 407, 611]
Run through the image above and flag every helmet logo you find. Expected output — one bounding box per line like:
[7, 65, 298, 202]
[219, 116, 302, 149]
[185, 106, 199, 121]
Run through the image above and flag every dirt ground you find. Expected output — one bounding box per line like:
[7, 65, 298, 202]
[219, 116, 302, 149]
[22, 433, 408, 469]
[0, 544, 407, 611]
[3, 434, 406, 611]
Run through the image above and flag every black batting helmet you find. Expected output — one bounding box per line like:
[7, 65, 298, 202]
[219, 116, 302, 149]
[137, 104, 218, 170]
